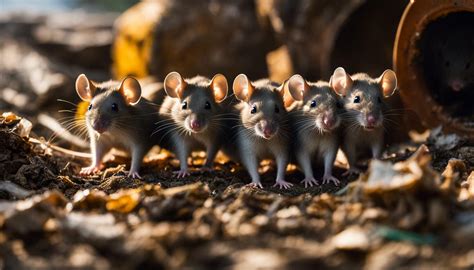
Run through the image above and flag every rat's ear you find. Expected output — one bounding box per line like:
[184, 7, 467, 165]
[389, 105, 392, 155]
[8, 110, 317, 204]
[119, 77, 142, 105]
[378, 69, 397, 97]
[330, 67, 353, 96]
[75, 74, 96, 101]
[288, 74, 309, 101]
[164, 71, 187, 99]
[210, 74, 228, 103]
[232, 74, 254, 102]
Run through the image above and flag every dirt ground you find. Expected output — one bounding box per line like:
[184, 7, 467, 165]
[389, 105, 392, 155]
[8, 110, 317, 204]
[0, 113, 473, 270]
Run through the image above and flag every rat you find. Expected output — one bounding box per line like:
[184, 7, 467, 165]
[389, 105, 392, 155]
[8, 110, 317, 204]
[282, 74, 342, 187]
[421, 21, 474, 116]
[329, 67, 397, 175]
[156, 72, 228, 177]
[75, 74, 162, 178]
[222, 74, 292, 189]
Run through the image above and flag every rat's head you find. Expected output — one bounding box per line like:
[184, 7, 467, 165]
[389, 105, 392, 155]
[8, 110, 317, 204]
[283, 74, 341, 133]
[164, 72, 228, 134]
[75, 74, 142, 134]
[330, 67, 397, 131]
[233, 74, 286, 140]
[432, 30, 474, 93]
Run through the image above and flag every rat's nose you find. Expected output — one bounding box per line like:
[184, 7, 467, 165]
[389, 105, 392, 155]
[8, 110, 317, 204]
[260, 120, 276, 138]
[450, 79, 464, 92]
[190, 120, 201, 131]
[323, 114, 336, 129]
[366, 114, 377, 127]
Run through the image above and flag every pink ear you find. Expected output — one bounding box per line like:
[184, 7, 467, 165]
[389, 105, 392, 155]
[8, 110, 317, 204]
[288, 74, 309, 101]
[378, 69, 397, 97]
[164, 72, 187, 99]
[210, 74, 228, 103]
[330, 67, 353, 96]
[75, 74, 96, 101]
[119, 77, 142, 105]
[232, 74, 254, 102]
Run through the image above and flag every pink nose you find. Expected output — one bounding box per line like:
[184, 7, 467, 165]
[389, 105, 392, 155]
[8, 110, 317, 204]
[323, 114, 335, 129]
[190, 120, 201, 130]
[366, 114, 377, 126]
[450, 80, 464, 92]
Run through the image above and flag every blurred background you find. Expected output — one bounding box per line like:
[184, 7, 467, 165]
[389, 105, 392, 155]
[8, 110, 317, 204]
[1, 0, 473, 138]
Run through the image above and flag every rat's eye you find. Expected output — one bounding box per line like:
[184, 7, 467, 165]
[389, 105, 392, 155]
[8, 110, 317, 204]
[274, 105, 280, 113]
[250, 104, 257, 114]
[310, 100, 317, 108]
[353, 96, 361, 103]
[377, 97, 382, 103]
[111, 103, 118, 112]
[181, 101, 188, 110]
[88, 104, 93, 111]
[204, 101, 211, 110]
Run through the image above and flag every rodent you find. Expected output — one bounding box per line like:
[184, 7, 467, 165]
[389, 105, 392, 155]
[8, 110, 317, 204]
[222, 74, 292, 189]
[157, 72, 228, 177]
[421, 19, 474, 116]
[329, 67, 397, 175]
[75, 74, 162, 178]
[283, 74, 341, 187]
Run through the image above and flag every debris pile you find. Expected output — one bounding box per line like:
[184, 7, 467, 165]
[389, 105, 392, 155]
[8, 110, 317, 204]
[1, 117, 473, 269]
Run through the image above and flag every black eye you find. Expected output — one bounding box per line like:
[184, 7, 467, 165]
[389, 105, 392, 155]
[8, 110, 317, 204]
[310, 100, 317, 108]
[377, 97, 382, 103]
[250, 104, 257, 114]
[111, 103, 118, 112]
[88, 104, 93, 111]
[275, 105, 280, 113]
[354, 96, 361, 103]
[204, 101, 211, 110]
[445, 61, 450, 67]
[181, 101, 188, 110]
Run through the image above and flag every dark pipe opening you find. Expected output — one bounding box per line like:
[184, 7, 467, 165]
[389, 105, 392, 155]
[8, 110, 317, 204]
[418, 12, 474, 122]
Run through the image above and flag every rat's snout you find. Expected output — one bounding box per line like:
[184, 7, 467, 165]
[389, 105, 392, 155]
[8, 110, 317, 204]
[365, 113, 380, 130]
[322, 113, 337, 130]
[92, 118, 110, 134]
[187, 114, 206, 133]
[258, 119, 277, 139]
[449, 79, 464, 92]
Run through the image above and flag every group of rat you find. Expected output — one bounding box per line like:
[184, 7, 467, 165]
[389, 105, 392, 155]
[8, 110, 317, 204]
[74, 67, 397, 189]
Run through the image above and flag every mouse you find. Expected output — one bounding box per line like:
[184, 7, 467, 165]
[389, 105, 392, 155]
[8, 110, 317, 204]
[156, 72, 228, 177]
[75, 74, 162, 178]
[329, 67, 397, 175]
[283, 74, 342, 187]
[421, 20, 474, 116]
[222, 74, 292, 189]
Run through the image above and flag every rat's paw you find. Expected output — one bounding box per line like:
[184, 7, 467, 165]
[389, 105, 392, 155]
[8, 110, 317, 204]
[246, 182, 263, 189]
[300, 177, 319, 188]
[322, 175, 340, 186]
[273, 179, 293, 189]
[173, 170, 190, 178]
[127, 171, 142, 179]
[80, 165, 101, 176]
[342, 167, 362, 177]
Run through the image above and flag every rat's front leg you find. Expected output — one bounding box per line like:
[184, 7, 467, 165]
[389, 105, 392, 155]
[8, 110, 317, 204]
[202, 142, 219, 171]
[371, 140, 383, 160]
[173, 137, 190, 178]
[240, 148, 262, 188]
[342, 141, 361, 177]
[128, 145, 146, 179]
[273, 152, 292, 189]
[297, 149, 318, 188]
[81, 138, 108, 175]
[322, 147, 340, 186]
